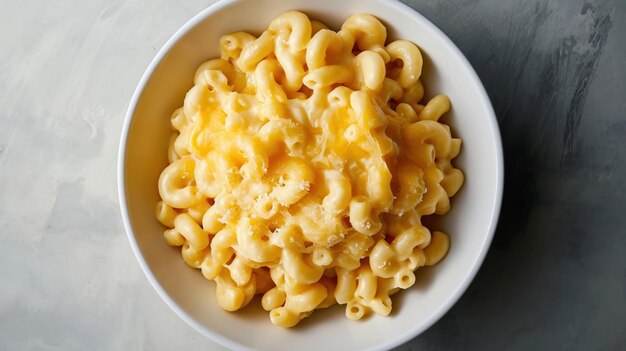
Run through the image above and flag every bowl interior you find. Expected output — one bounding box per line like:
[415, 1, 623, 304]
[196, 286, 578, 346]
[120, 0, 502, 350]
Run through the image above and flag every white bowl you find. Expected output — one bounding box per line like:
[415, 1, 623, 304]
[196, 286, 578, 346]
[118, 0, 503, 350]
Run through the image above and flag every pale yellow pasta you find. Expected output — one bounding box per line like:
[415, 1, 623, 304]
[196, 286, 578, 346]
[386, 40, 423, 88]
[354, 50, 386, 91]
[174, 213, 209, 251]
[238, 31, 275, 72]
[419, 94, 451, 121]
[186, 200, 209, 223]
[424, 231, 450, 266]
[306, 29, 342, 69]
[155, 201, 177, 228]
[156, 11, 464, 327]
[181, 242, 208, 269]
[340, 14, 388, 60]
[321, 170, 351, 214]
[163, 228, 185, 247]
[268, 11, 312, 52]
[167, 133, 180, 163]
[380, 78, 403, 103]
[349, 196, 382, 235]
[220, 32, 256, 61]
[303, 65, 353, 89]
[158, 157, 202, 209]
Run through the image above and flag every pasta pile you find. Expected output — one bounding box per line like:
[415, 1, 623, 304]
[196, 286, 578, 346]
[156, 11, 464, 327]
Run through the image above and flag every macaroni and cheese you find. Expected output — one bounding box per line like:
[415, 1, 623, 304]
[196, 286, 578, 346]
[156, 11, 464, 327]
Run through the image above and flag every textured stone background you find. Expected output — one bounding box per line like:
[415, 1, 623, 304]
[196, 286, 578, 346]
[1, 0, 624, 350]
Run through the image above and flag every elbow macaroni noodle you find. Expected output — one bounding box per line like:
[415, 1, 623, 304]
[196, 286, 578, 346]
[156, 11, 464, 327]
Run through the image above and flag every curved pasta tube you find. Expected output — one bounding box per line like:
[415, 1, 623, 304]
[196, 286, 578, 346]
[156, 201, 177, 228]
[334, 268, 357, 304]
[200, 227, 236, 280]
[449, 138, 462, 159]
[317, 276, 338, 309]
[332, 252, 361, 271]
[424, 231, 450, 266]
[281, 250, 324, 285]
[369, 294, 393, 316]
[416, 166, 448, 216]
[186, 200, 209, 223]
[220, 31, 256, 61]
[386, 209, 420, 237]
[170, 107, 188, 132]
[194, 152, 237, 198]
[214, 134, 269, 179]
[258, 118, 306, 156]
[391, 162, 426, 215]
[275, 38, 306, 92]
[262, 287, 286, 311]
[181, 242, 209, 268]
[194, 58, 236, 87]
[369, 240, 398, 278]
[400, 80, 425, 104]
[215, 270, 256, 311]
[174, 213, 209, 250]
[404, 120, 452, 159]
[310, 20, 328, 35]
[386, 40, 423, 88]
[349, 196, 382, 235]
[269, 307, 301, 328]
[321, 170, 351, 214]
[254, 194, 280, 219]
[409, 144, 436, 168]
[163, 228, 185, 247]
[201, 205, 225, 233]
[255, 59, 288, 102]
[393, 226, 431, 256]
[284, 282, 327, 312]
[346, 300, 366, 320]
[268, 156, 314, 206]
[441, 168, 464, 198]
[173, 128, 191, 158]
[369, 226, 429, 278]
[393, 268, 416, 289]
[269, 281, 326, 326]
[303, 65, 353, 90]
[268, 11, 312, 52]
[311, 247, 333, 267]
[395, 103, 419, 123]
[340, 14, 388, 60]
[340, 232, 376, 261]
[306, 29, 343, 69]
[419, 94, 451, 122]
[380, 78, 403, 104]
[183, 83, 213, 121]
[227, 255, 253, 286]
[236, 217, 281, 263]
[158, 157, 203, 208]
[167, 134, 180, 164]
[353, 50, 386, 91]
[408, 247, 427, 269]
[238, 31, 275, 72]
[327, 86, 354, 108]
[350, 91, 385, 130]
[223, 93, 255, 119]
[269, 225, 304, 251]
[365, 163, 394, 210]
[355, 265, 377, 301]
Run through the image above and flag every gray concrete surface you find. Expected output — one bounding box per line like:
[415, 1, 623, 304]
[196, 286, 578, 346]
[0, 0, 624, 350]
